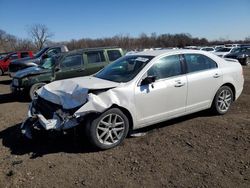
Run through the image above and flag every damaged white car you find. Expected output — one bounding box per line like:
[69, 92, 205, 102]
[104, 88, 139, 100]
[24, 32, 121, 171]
[21, 49, 244, 149]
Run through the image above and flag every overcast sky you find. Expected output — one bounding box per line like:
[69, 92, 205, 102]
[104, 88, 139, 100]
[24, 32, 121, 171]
[0, 0, 249, 41]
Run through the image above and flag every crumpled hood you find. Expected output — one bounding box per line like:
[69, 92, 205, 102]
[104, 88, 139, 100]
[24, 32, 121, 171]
[36, 76, 120, 109]
[15, 66, 51, 78]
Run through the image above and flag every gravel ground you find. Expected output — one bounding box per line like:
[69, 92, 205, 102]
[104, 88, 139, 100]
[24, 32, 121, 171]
[0, 67, 249, 188]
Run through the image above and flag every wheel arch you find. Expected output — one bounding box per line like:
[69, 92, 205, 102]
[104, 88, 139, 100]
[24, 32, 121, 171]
[109, 104, 134, 131]
[220, 82, 236, 101]
[80, 104, 135, 131]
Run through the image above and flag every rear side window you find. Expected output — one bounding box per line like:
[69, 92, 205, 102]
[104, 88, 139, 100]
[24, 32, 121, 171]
[148, 55, 182, 80]
[184, 54, 217, 73]
[21, 52, 29, 58]
[107, 50, 122, 61]
[86, 51, 105, 64]
[60, 55, 83, 69]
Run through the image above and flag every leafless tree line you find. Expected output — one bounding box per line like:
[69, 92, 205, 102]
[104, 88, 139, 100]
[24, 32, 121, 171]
[0, 29, 36, 53]
[65, 33, 250, 51]
[0, 24, 53, 53]
[1, 26, 250, 53]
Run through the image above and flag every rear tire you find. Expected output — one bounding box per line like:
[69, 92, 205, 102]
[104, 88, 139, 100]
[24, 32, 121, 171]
[85, 108, 129, 150]
[0, 68, 3, 76]
[29, 83, 46, 100]
[211, 86, 233, 115]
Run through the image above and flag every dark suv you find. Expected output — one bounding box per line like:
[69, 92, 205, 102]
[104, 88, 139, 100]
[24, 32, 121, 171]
[224, 46, 250, 66]
[8, 45, 69, 77]
[11, 47, 124, 99]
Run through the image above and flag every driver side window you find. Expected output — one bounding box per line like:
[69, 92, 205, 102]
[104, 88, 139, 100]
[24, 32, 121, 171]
[60, 55, 83, 69]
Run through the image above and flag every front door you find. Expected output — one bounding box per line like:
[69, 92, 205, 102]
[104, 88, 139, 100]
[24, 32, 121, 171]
[134, 54, 187, 127]
[55, 54, 84, 80]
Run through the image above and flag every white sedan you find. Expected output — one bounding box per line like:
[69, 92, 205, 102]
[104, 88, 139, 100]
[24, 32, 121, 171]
[22, 49, 244, 150]
[213, 47, 234, 57]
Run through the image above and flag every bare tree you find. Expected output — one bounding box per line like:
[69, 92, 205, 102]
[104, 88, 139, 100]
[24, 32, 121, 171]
[27, 24, 53, 50]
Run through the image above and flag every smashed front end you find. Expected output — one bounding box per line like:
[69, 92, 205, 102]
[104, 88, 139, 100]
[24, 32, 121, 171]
[21, 96, 82, 139]
[20, 76, 123, 139]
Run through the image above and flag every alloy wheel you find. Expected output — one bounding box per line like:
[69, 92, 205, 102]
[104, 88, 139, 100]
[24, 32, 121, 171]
[217, 89, 232, 112]
[96, 113, 125, 145]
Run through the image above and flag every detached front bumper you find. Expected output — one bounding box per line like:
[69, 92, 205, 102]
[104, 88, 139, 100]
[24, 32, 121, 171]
[21, 103, 80, 139]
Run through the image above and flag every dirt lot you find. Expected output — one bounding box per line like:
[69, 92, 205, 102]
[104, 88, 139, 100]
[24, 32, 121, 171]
[0, 68, 249, 188]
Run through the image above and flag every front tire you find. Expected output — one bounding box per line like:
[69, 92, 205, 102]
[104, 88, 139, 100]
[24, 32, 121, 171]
[29, 83, 46, 100]
[211, 86, 233, 115]
[0, 68, 3, 76]
[85, 108, 129, 150]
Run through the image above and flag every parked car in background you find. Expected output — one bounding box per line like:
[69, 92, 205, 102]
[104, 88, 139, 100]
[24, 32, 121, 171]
[224, 46, 250, 66]
[21, 49, 244, 150]
[8, 45, 68, 77]
[213, 47, 234, 57]
[0, 51, 33, 76]
[200, 47, 215, 52]
[214, 45, 225, 51]
[11, 47, 124, 99]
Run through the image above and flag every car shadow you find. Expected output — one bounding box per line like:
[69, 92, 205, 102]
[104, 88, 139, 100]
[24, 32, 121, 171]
[0, 93, 29, 104]
[0, 110, 214, 158]
[0, 123, 97, 158]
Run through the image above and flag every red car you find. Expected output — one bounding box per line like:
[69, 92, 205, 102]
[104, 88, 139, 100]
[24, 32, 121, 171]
[0, 51, 33, 75]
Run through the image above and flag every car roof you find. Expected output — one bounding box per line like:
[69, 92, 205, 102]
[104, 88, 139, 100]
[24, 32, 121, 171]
[65, 47, 122, 55]
[134, 49, 210, 57]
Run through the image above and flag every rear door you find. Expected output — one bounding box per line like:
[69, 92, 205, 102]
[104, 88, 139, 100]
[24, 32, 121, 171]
[106, 49, 123, 62]
[184, 53, 223, 112]
[55, 54, 84, 80]
[84, 51, 106, 75]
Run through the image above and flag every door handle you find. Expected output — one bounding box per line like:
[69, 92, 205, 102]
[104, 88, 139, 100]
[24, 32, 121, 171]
[174, 81, 185, 87]
[213, 73, 220, 78]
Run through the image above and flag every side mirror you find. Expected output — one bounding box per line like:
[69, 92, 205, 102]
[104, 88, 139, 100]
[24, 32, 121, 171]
[141, 75, 156, 86]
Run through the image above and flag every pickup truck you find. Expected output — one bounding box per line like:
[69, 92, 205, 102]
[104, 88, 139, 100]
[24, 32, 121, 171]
[8, 45, 68, 77]
[0, 51, 33, 76]
[11, 47, 124, 99]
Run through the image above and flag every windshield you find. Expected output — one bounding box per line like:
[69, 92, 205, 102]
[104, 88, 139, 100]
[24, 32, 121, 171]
[40, 56, 56, 69]
[35, 47, 49, 58]
[95, 55, 154, 83]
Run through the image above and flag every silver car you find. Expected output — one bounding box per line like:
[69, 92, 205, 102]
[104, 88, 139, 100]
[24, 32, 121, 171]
[21, 49, 244, 150]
